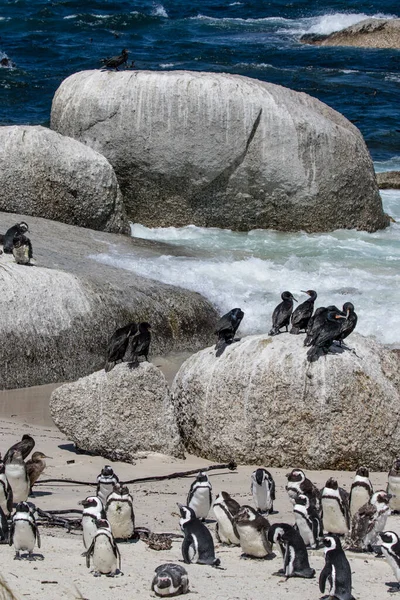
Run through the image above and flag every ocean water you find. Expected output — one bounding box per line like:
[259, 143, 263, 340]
[1, 1, 400, 344]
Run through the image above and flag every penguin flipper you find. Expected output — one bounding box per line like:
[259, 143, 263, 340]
[270, 478, 276, 502]
[319, 563, 331, 593]
[114, 540, 121, 570]
[86, 541, 94, 568]
[181, 536, 192, 564]
[35, 524, 41, 549]
[7, 483, 13, 515]
[8, 522, 14, 546]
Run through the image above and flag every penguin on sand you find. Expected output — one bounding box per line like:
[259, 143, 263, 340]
[251, 468, 275, 514]
[269, 291, 297, 336]
[388, 458, 400, 514]
[151, 563, 189, 597]
[286, 468, 321, 513]
[2, 222, 29, 254]
[212, 491, 240, 545]
[290, 290, 317, 334]
[349, 466, 373, 517]
[321, 477, 350, 535]
[9, 501, 41, 560]
[105, 484, 135, 540]
[26, 452, 51, 493]
[0, 461, 13, 516]
[178, 504, 220, 566]
[268, 523, 315, 579]
[96, 465, 119, 506]
[187, 471, 212, 521]
[86, 518, 121, 577]
[349, 490, 391, 552]
[379, 531, 400, 593]
[319, 535, 355, 600]
[0, 505, 9, 543]
[293, 493, 322, 549]
[233, 505, 273, 559]
[214, 308, 244, 355]
[80, 496, 106, 550]
[5, 449, 30, 504]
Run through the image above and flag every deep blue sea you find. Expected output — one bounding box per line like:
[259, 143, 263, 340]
[1, 1, 400, 344]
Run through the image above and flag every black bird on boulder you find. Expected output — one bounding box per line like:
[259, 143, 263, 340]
[124, 321, 152, 368]
[269, 291, 297, 336]
[105, 322, 138, 372]
[290, 290, 317, 334]
[100, 48, 129, 71]
[306, 307, 346, 362]
[2, 222, 29, 254]
[215, 308, 244, 355]
[335, 302, 357, 346]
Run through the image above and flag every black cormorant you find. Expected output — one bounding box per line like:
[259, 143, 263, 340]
[3, 222, 29, 254]
[124, 321, 152, 367]
[290, 290, 317, 334]
[336, 302, 357, 345]
[304, 305, 340, 346]
[215, 308, 244, 352]
[269, 291, 297, 336]
[3, 434, 35, 463]
[105, 322, 138, 372]
[100, 49, 129, 71]
[306, 308, 346, 362]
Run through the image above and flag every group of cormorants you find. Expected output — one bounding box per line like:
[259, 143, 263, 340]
[215, 291, 357, 362]
[105, 321, 152, 372]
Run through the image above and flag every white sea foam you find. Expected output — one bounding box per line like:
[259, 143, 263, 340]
[374, 157, 400, 173]
[151, 4, 168, 18]
[300, 12, 393, 36]
[63, 14, 77, 20]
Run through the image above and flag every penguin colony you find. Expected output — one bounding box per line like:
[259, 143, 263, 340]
[2, 435, 400, 597]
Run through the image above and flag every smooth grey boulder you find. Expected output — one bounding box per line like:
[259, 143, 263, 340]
[51, 70, 388, 234]
[50, 362, 184, 460]
[376, 171, 400, 190]
[301, 18, 400, 49]
[0, 212, 217, 390]
[172, 333, 400, 470]
[0, 125, 129, 234]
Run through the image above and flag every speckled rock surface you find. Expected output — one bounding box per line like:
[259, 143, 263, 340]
[301, 18, 400, 49]
[377, 171, 400, 189]
[172, 333, 400, 469]
[51, 70, 388, 233]
[0, 125, 129, 233]
[50, 362, 184, 460]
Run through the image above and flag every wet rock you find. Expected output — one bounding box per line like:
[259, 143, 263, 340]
[376, 171, 400, 190]
[300, 18, 400, 49]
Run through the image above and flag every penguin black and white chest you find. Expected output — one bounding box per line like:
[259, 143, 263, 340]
[349, 466, 373, 517]
[388, 458, 400, 513]
[86, 518, 121, 577]
[12, 232, 33, 265]
[9, 501, 40, 559]
[105, 484, 135, 540]
[233, 505, 273, 558]
[286, 469, 321, 513]
[178, 504, 220, 566]
[5, 449, 29, 504]
[321, 477, 350, 535]
[268, 523, 315, 578]
[370, 491, 391, 539]
[97, 466, 119, 507]
[293, 493, 322, 549]
[80, 496, 105, 549]
[151, 563, 189, 597]
[319, 535, 354, 600]
[251, 468, 275, 514]
[187, 471, 212, 520]
[0, 461, 13, 516]
[212, 491, 240, 545]
[379, 531, 400, 590]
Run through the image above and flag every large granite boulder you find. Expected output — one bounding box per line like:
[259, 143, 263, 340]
[172, 333, 400, 470]
[376, 171, 400, 190]
[50, 362, 184, 460]
[0, 125, 129, 234]
[51, 70, 388, 234]
[301, 18, 400, 49]
[0, 212, 217, 390]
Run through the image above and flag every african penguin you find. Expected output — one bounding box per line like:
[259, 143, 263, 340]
[97, 465, 119, 507]
[0, 505, 9, 543]
[379, 531, 400, 592]
[286, 469, 321, 513]
[321, 477, 350, 535]
[151, 563, 189, 597]
[80, 495, 105, 549]
[388, 458, 400, 513]
[105, 484, 135, 540]
[86, 518, 121, 577]
[293, 493, 322, 549]
[187, 471, 212, 521]
[268, 523, 315, 578]
[3, 222, 29, 254]
[349, 466, 373, 517]
[178, 504, 220, 566]
[319, 535, 354, 600]
[212, 491, 240, 545]
[5, 449, 29, 503]
[12, 232, 33, 265]
[0, 461, 13, 516]
[251, 468, 275, 514]
[349, 490, 391, 551]
[233, 505, 273, 559]
[9, 501, 40, 560]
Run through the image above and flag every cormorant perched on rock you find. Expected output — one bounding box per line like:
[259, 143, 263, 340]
[304, 305, 339, 347]
[290, 290, 317, 334]
[269, 291, 297, 336]
[124, 322, 151, 367]
[336, 303, 357, 345]
[306, 308, 346, 362]
[215, 308, 244, 353]
[100, 48, 129, 71]
[4, 435, 35, 464]
[2, 222, 29, 254]
[12, 232, 33, 265]
[105, 322, 138, 372]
